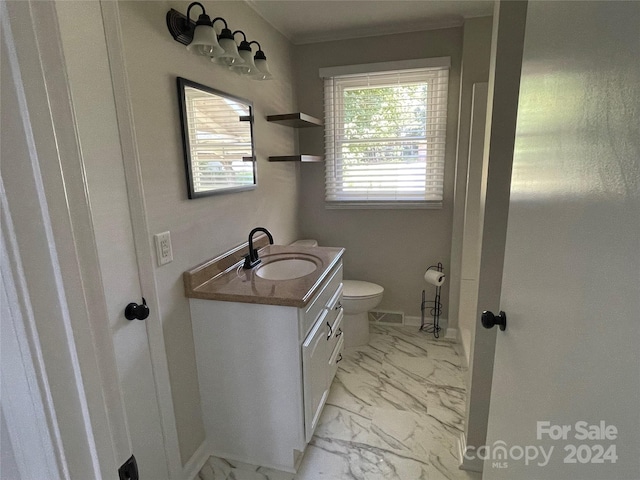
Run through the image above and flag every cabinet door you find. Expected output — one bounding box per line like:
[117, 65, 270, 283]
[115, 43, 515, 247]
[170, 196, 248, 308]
[328, 335, 345, 385]
[302, 310, 329, 442]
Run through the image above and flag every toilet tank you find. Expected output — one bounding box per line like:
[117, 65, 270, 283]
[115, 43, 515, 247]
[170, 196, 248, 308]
[290, 239, 318, 247]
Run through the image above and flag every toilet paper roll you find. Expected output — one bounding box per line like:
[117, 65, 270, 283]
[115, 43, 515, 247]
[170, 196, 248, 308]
[424, 269, 446, 287]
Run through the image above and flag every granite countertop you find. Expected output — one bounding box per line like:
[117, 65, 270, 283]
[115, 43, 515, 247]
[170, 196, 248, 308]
[184, 243, 344, 308]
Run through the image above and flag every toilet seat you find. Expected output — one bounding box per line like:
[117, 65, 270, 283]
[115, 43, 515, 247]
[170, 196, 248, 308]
[342, 280, 384, 299]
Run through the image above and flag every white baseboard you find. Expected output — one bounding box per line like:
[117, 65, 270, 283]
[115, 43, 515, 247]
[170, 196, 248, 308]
[454, 328, 469, 369]
[457, 432, 484, 473]
[369, 309, 404, 325]
[445, 327, 458, 340]
[405, 317, 457, 343]
[183, 439, 213, 480]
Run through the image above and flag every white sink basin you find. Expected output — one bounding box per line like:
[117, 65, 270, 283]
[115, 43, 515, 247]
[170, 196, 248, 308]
[256, 258, 318, 280]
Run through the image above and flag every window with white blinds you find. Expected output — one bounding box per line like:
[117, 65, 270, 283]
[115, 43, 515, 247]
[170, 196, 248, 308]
[322, 59, 449, 208]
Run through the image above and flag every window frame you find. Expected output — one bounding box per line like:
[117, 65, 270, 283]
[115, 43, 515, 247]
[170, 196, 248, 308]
[321, 58, 450, 209]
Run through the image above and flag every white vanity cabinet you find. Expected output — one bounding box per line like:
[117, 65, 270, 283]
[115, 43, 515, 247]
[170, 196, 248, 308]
[189, 262, 343, 473]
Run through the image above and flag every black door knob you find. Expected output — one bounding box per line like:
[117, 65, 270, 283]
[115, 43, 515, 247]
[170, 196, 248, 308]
[481, 310, 507, 331]
[125, 297, 150, 321]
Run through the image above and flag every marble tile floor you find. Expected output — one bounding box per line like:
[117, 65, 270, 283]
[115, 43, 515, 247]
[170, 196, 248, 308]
[197, 324, 481, 480]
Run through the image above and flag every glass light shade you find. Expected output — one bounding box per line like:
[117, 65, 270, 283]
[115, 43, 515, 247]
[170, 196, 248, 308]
[253, 57, 273, 80]
[187, 24, 224, 57]
[212, 37, 243, 67]
[230, 50, 256, 75]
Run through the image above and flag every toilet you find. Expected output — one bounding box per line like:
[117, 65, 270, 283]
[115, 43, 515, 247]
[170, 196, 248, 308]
[341, 280, 384, 347]
[291, 239, 384, 347]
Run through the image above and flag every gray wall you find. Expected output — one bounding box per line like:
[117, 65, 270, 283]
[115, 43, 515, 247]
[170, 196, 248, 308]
[118, 0, 300, 463]
[294, 28, 463, 319]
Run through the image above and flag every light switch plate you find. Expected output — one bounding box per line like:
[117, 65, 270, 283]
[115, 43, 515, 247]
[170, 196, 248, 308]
[154, 231, 173, 266]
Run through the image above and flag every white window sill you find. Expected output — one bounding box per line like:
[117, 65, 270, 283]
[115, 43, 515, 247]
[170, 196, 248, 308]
[325, 201, 443, 210]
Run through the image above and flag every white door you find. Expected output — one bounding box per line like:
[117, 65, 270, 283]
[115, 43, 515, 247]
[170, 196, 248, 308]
[52, 2, 173, 478]
[484, 2, 640, 479]
[2, 1, 176, 478]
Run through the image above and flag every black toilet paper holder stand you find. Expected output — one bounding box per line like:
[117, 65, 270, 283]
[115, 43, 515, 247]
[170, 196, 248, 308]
[420, 262, 443, 338]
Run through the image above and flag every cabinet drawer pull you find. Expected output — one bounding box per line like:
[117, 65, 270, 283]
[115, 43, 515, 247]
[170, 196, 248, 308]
[334, 302, 342, 311]
[326, 321, 333, 340]
[336, 353, 343, 363]
[335, 328, 343, 338]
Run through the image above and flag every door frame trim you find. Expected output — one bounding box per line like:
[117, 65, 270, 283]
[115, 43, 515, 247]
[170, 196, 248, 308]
[0, 185, 67, 480]
[1, 0, 131, 475]
[460, 0, 528, 473]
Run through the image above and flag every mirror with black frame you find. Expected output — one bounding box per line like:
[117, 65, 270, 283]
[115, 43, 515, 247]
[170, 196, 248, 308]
[177, 77, 256, 198]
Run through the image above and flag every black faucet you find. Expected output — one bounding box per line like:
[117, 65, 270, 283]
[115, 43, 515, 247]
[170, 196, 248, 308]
[243, 227, 274, 269]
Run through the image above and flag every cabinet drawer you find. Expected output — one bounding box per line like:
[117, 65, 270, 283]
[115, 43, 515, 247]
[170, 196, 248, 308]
[300, 263, 343, 340]
[327, 282, 343, 312]
[326, 309, 343, 360]
[321, 282, 342, 339]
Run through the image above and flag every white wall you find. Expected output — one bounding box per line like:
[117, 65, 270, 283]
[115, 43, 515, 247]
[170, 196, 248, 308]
[448, 16, 493, 336]
[294, 28, 463, 319]
[117, 0, 300, 463]
[457, 82, 488, 365]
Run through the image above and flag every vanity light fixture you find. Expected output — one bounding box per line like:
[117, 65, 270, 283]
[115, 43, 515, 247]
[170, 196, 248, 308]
[230, 31, 257, 75]
[212, 20, 243, 67]
[249, 41, 273, 81]
[166, 2, 273, 80]
[184, 2, 224, 57]
[228, 34, 273, 80]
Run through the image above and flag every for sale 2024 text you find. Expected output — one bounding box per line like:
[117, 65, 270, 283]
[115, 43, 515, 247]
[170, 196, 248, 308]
[537, 421, 618, 465]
